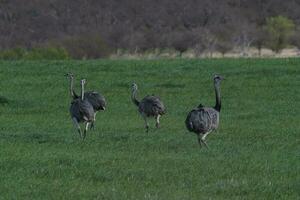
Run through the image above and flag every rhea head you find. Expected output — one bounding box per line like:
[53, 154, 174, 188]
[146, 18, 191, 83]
[131, 82, 138, 92]
[213, 74, 224, 86]
[64, 72, 74, 78]
[80, 79, 86, 86]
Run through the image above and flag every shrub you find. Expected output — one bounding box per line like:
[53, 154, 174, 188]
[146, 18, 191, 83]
[23, 47, 70, 60]
[0, 48, 26, 60]
[265, 16, 295, 53]
[62, 34, 113, 59]
[0, 47, 70, 60]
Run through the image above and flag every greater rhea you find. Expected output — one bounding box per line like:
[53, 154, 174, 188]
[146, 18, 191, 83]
[131, 83, 166, 132]
[185, 75, 224, 148]
[65, 73, 106, 129]
[70, 79, 95, 139]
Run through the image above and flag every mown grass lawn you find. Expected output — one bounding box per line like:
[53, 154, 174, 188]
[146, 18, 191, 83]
[0, 58, 299, 199]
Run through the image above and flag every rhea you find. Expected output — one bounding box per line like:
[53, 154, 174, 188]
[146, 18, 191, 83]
[65, 73, 106, 129]
[185, 75, 224, 148]
[131, 83, 166, 132]
[70, 79, 95, 139]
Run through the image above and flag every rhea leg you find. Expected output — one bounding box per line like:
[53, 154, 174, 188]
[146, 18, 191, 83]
[201, 131, 211, 149]
[202, 131, 212, 141]
[142, 113, 149, 133]
[72, 117, 82, 138]
[197, 134, 209, 149]
[90, 112, 97, 130]
[201, 139, 209, 149]
[155, 115, 161, 128]
[82, 122, 90, 139]
[197, 135, 202, 148]
[90, 122, 94, 130]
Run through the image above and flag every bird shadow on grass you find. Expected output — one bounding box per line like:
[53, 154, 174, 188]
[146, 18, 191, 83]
[155, 83, 185, 89]
[92, 127, 162, 143]
[0, 132, 71, 145]
[224, 68, 298, 77]
[0, 96, 9, 104]
[105, 134, 131, 142]
[94, 130, 132, 142]
[114, 82, 130, 88]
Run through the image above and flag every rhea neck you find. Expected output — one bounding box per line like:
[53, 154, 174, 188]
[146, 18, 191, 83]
[68, 76, 75, 97]
[81, 82, 85, 100]
[214, 81, 221, 112]
[131, 88, 140, 106]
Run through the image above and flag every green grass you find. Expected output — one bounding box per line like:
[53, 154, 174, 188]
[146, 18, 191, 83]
[0, 58, 299, 199]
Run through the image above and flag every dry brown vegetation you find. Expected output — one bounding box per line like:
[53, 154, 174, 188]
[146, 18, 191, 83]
[1, 0, 300, 58]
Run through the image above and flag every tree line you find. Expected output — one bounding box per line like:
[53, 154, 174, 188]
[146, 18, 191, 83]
[1, 0, 300, 59]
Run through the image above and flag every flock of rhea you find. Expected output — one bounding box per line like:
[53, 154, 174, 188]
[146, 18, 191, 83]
[65, 73, 224, 148]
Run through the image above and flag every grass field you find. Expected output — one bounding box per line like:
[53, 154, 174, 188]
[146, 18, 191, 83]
[0, 58, 299, 199]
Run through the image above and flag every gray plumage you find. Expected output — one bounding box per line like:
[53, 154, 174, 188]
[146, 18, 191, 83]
[65, 73, 106, 111]
[65, 73, 106, 129]
[185, 75, 224, 148]
[131, 83, 166, 132]
[70, 79, 95, 139]
[84, 91, 106, 111]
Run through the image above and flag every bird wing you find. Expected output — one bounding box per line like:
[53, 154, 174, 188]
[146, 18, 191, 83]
[203, 107, 219, 129]
[185, 107, 213, 133]
[141, 96, 166, 115]
[70, 100, 81, 119]
[78, 100, 95, 121]
[85, 91, 106, 111]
